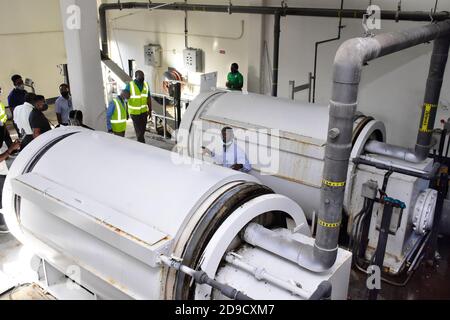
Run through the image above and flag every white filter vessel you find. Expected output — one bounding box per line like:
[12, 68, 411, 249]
[3, 128, 351, 300]
[178, 91, 386, 219]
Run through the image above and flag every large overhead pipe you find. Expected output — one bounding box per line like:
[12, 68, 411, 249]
[365, 35, 450, 162]
[98, 2, 449, 58]
[317, 20, 450, 270]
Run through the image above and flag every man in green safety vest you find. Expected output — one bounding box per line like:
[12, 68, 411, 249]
[124, 70, 153, 143]
[107, 89, 130, 137]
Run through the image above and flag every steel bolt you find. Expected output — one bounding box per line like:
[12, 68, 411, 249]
[329, 128, 340, 139]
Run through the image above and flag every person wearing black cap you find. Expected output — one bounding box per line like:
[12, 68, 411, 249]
[8, 74, 27, 136]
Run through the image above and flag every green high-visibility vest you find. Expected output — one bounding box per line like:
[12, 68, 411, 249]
[0, 102, 7, 125]
[111, 98, 127, 133]
[128, 81, 150, 116]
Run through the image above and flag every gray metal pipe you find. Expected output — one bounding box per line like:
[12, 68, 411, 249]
[317, 20, 450, 271]
[365, 140, 425, 163]
[365, 36, 450, 163]
[98, 2, 449, 58]
[160, 255, 252, 300]
[243, 223, 331, 273]
[224, 253, 311, 299]
[415, 36, 450, 160]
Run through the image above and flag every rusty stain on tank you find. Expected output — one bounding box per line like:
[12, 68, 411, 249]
[95, 218, 171, 247]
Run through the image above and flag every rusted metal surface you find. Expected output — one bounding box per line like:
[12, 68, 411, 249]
[0, 283, 56, 300]
[96, 218, 172, 248]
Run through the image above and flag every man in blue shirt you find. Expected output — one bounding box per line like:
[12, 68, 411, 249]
[8, 75, 27, 109]
[203, 127, 252, 173]
[55, 84, 73, 126]
[8, 74, 27, 136]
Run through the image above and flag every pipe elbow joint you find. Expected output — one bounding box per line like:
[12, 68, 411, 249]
[99, 3, 108, 14]
[297, 244, 338, 273]
[333, 38, 380, 86]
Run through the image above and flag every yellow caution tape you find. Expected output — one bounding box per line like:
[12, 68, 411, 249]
[420, 104, 438, 133]
[318, 220, 341, 228]
[323, 179, 346, 188]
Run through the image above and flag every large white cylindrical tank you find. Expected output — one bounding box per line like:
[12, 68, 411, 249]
[178, 91, 386, 220]
[3, 128, 352, 300]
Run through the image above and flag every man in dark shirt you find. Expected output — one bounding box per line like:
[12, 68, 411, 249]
[226, 63, 244, 91]
[29, 95, 52, 139]
[8, 75, 27, 136]
[8, 75, 27, 109]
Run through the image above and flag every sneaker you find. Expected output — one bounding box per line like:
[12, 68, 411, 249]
[0, 224, 9, 234]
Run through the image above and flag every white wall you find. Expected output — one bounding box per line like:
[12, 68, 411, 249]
[104, 0, 265, 96]
[103, 0, 450, 148]
[262, 0, 450, 148]
[2, 0, 450, 149]
[0, 0, 66, 101]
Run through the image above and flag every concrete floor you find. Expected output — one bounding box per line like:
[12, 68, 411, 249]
[0, 233, 38, 295]
[348, 236, 450, 300]
[2, 231, 449, 300]
[1, 107, 449, 300]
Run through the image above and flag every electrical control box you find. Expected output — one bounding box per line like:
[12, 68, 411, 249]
[144, 44, 162, 67]
[183, 48, 204, 73]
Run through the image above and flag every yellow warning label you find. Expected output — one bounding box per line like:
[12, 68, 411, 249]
[318, 220, 341, 228]
[323, 180, 346, 188]
[420, 104, 437, 133]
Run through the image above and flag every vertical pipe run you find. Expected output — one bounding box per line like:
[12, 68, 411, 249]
[312, 0, 345, 103]
[315, 20, 450, 270]
[272, 11, 281, 97]
[128, 59, 136, 78]
[314, 100, 356, 268]
[63, 64, 70, 88]
[184, 0, 189, 48]
[289, 81, 295, 100]
[415, 37, 450, 160]
[173, 83, 182, 129]
[100, 8, 109, 57]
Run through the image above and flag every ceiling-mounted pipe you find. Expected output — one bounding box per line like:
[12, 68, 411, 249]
[317, 20, 450, 271]
[98, 2, 450, 58]
[99, 2, 450, 19]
